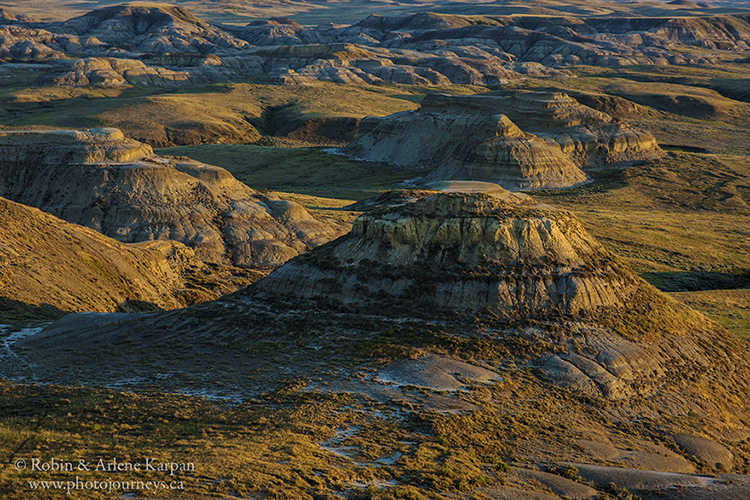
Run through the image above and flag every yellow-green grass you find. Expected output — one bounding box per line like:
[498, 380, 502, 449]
[669, 289, 750, 341]
[532, 151, 750, 340]
[2, 359, 706, 500]
[502, 64, 750, 153]
[157, 144, 429, 200]
[0, 82, 422, 147]
[270, 191, 361, 223]
[0, 382, 365, 499]
[533, 151, 750, 272]
[0, 376, 551, 499]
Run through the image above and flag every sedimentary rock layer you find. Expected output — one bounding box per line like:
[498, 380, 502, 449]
[252, 192, 742, 403]
[256, 192, 640, 315]
[344, 92, 661, 189]
[0, 128, 349, 267]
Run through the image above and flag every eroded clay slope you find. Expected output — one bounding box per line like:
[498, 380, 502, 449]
[344, 92, 661, 189]
[255, 192, 640, 315]
[0, 128, 349, 267]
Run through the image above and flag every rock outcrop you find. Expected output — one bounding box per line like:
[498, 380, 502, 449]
[344, 92, 661, 189]
[253, 192, 742, 403]
[0, 128, 349, 267]
[2, 5, 749, 87]
[255, 192, 639, 316]
[61, 4, 248, 54]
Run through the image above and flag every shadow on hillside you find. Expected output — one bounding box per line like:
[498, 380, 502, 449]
[642, 271, 750, 292]
[0, 298, 165, 326]
[0, 298, 66, 325]
[660, 144, 710, 153]
[116, 300, 165, 313]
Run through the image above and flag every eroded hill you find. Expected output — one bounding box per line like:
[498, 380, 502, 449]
[1, 4, 750, 88]
[0, 128, 349, 267]
[0, 196, 266, 319]
[344, 91, 661, 189]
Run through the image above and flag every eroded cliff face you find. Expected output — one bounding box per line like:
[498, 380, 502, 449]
[0, 128, 152, 164]
[252, 192, 740, 403]
[344, 92, 662, 189]
[255, 192, 639, 315]
[0, 128, 349, 267]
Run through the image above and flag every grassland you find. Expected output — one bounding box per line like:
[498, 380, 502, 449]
[0, 357, 576, 499]
[157, 144, 430, 200]
[503, 62, 750, 154]
[1, 352, 720, 499]
[3, 290, 747, 499]
[1, 6, 750, 498]
[668, 289, 750, 342]
[0, 381, 367, 499]
[0, 80, 424, 147]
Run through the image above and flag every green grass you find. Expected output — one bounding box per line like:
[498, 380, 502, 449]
[0, 382, 365, 499]
[157, 144, 429, 200]
[0, 81, 422, 147]
[533, 151, 750, 272]
[669, 289, 750, 342]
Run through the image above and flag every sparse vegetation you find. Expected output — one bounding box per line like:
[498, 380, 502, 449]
[0, 82, 421, 148]
[3, 2, 750, 499]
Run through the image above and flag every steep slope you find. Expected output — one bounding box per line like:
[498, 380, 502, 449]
[256, 192, 636, 315]
[0, 128, 349, 267]
[0, 196, 208, 314]
[344, 92, 661, 189]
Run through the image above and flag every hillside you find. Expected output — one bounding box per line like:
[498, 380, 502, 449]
[1, 2, 750, 499]
[1, 4, 749, 89]
[345, 91, 661, 189]
[0, 196, 265, 320]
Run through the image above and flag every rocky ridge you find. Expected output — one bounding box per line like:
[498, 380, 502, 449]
[0, 128, 349, 267]
[0, 195, 266, 315]
[344, 92, 661, 189]
[1, 5, 749, 87]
